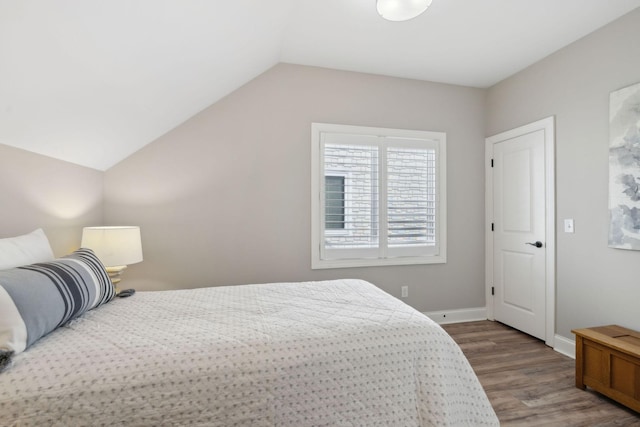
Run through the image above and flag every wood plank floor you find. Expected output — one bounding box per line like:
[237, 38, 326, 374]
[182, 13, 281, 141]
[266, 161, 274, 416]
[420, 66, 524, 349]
[442, 321, 640, 426]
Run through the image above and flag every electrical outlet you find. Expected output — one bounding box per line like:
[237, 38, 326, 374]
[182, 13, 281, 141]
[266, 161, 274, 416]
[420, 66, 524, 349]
[401, 286, 408, 298]
[564, 219, 575, 233]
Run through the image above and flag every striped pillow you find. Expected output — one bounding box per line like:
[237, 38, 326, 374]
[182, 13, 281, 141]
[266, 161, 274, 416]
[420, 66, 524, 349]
[0, 248, 114, 371]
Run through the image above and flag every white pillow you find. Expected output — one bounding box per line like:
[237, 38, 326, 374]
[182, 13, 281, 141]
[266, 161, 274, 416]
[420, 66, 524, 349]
[0, 229, 55, 270]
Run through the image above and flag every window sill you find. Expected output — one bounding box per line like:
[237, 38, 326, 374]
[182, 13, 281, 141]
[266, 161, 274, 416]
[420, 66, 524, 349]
[311, 254, 446, 270]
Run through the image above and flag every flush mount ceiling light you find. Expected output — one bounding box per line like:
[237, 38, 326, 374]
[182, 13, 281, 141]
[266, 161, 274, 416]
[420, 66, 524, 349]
[377, 0, 433, 21]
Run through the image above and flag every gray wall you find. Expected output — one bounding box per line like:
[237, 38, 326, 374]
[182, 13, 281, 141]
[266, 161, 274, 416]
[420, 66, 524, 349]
[0, 143, 103, 255]
[104, 63, 487, 313]
[486, 9, 640, 338]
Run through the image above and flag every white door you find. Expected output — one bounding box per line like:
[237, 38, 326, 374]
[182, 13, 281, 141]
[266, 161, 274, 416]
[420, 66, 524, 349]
[486, 117, 555, 344]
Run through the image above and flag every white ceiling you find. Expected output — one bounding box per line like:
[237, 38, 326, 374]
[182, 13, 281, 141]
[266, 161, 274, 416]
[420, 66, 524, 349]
[1, 0, 639, 171]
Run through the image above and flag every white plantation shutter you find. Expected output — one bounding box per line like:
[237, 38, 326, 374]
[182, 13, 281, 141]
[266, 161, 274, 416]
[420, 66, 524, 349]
[386, 143, 439, 257]
[312, 123, 446, 269]
[321, 133, 380, 260]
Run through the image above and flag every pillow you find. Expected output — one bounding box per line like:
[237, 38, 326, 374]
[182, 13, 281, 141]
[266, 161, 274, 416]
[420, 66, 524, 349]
[0, 229, 55, 270]
[0, 248, 114, 371]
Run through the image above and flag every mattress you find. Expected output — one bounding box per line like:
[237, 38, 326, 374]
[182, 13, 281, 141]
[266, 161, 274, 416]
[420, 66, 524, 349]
[0, 279, 498, 426]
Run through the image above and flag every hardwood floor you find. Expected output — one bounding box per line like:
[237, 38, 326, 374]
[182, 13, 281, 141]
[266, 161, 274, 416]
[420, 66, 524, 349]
[442, 321, 640, 426]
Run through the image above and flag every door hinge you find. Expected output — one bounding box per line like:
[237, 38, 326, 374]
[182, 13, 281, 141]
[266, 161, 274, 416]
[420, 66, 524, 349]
[491, 158, 494, 168]
[491, 286, 495, 296]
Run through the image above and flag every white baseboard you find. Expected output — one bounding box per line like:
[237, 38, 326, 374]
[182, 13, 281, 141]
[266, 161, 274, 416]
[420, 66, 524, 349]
[425, 309, 577, 359]
[553, 334, 575, 359]
[424, 307, 487, 325]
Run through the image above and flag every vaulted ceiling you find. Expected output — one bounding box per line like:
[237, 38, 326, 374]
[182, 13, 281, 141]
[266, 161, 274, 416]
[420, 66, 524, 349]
[2, 0, 639, 170]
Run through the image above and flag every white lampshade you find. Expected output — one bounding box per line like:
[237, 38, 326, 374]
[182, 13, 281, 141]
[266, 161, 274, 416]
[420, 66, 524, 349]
[81, 226, 143, 268]
[377, 0, 432, 21]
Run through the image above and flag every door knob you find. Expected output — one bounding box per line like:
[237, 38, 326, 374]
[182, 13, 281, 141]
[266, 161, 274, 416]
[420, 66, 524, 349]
[526, 241, 543, 248]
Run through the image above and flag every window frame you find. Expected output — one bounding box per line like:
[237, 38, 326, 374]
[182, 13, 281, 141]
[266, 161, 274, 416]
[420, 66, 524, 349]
[311, 123, 447, 269]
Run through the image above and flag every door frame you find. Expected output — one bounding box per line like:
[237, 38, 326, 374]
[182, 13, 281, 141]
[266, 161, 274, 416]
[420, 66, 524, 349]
[485, 116, 556, 347]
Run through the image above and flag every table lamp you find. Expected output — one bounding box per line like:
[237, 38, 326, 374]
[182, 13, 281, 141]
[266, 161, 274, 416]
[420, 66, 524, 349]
[81, 226, 143, 293]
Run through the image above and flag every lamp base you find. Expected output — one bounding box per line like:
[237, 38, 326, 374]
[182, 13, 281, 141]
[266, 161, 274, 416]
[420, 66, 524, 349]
[105, 265, 127, 295]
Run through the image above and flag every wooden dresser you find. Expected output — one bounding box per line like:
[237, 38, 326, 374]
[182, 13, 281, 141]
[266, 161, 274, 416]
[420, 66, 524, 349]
[572, 325, 640, 413]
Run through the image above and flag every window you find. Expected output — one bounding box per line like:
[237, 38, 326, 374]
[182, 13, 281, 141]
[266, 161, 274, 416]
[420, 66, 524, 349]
[325, 176, 345, 230]
[312, 123, 446, 269]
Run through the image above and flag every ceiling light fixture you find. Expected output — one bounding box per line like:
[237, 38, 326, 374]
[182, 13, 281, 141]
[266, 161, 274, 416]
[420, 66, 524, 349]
[377, 0, 433, 22]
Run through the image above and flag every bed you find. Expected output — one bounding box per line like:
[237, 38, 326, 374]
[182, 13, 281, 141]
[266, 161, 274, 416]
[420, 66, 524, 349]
[0, 232, 498, 426]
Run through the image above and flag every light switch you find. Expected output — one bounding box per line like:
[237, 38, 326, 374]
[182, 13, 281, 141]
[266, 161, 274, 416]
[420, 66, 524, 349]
[564, 219, 574, 233]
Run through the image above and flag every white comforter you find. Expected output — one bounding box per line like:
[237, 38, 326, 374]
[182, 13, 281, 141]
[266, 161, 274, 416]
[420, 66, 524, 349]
[0, 279, 498, 426]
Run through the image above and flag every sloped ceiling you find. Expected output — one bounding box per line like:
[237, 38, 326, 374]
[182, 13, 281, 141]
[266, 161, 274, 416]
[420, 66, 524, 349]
[1, 0, 639, 171]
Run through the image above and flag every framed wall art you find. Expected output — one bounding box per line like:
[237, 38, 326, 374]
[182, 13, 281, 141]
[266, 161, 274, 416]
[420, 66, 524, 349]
[609, 81, 640, 250]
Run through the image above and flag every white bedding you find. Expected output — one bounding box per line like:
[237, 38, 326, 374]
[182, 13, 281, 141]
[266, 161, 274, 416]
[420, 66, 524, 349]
[0, 279, 498, 426]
